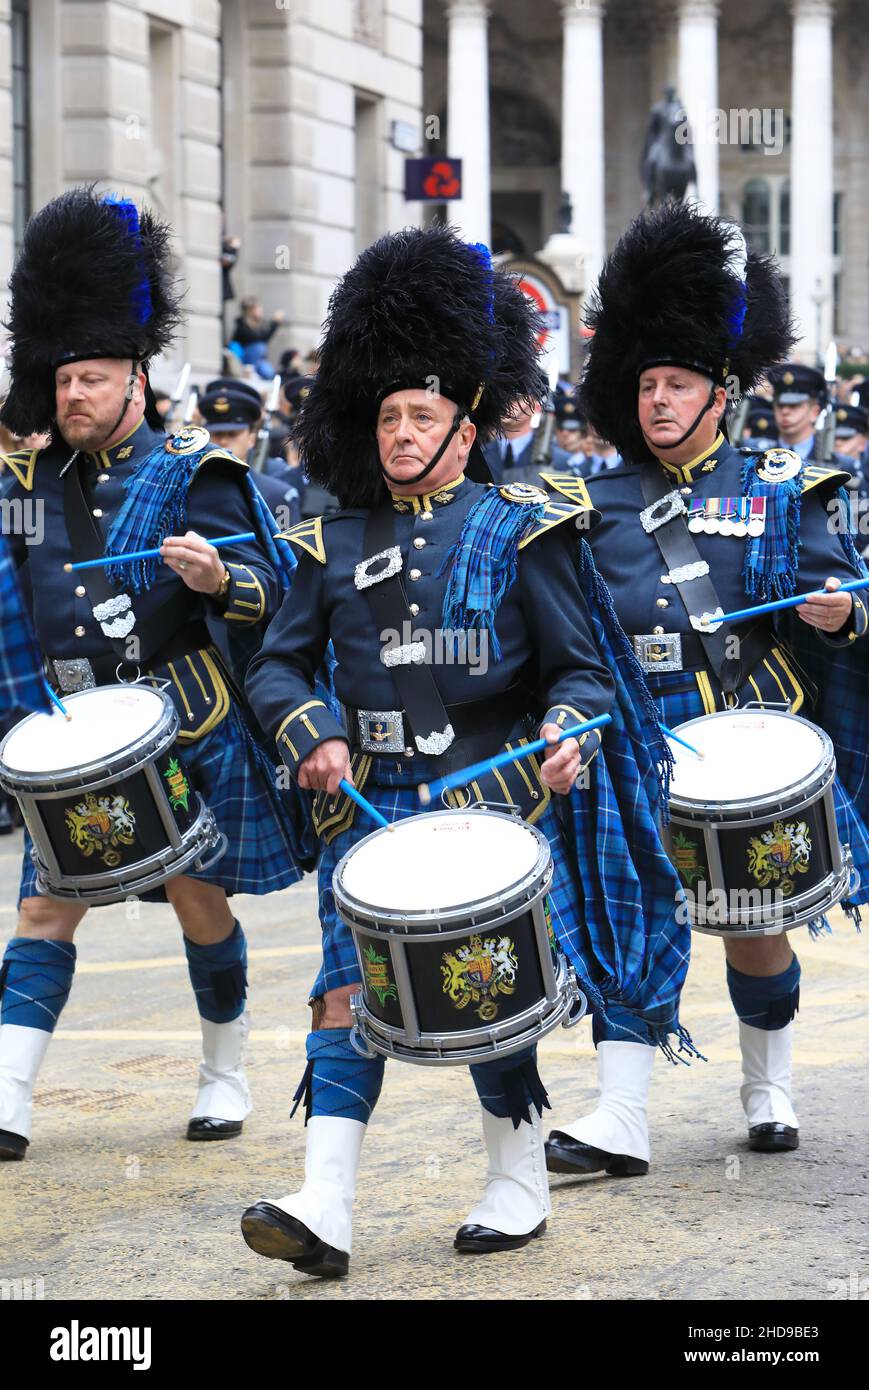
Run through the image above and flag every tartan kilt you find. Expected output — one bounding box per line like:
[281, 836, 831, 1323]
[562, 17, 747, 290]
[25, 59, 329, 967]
[312, 756, 581, 1001]
[18, 701, 311, 905]
[647, 668, 869, 911]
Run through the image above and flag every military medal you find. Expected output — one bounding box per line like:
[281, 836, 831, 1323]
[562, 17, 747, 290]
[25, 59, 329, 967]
[747, 497, 767, 537]
[703, 498, 720, 535]
[718, 498, 736, 537]
[733, 497, 750, 538]
[687, 499, 706, 534]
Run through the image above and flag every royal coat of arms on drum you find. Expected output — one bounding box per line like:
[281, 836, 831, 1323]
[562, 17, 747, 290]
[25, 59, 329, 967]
[441, 934, 519, 1022]
[65, 792, 137, 869]
[747, 819, 812, 895]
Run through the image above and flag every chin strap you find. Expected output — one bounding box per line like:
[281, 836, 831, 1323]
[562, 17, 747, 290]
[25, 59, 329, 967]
[380, 408, 465, 488]
[652, 384, 718, 455]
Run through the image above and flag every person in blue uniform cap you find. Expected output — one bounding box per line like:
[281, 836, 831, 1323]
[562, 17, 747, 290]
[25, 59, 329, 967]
[0, 188, 313, 1162]
[742, 394, 777, 451]
[769, 363, 828, 462]
[239, 224, 692, 1277]
[198, 378, 302, 526]
[548, 200, 869, 1175]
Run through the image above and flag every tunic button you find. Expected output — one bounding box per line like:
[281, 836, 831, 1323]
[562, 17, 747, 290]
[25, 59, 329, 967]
[92, 508, 103, 518]
[419, 511, 434, 522]
[409, 603, 420, 616]
[75, 585, 86, 598]
[408, 568, 421, 581]
[74, 625, 86, 637]
[98, 473, 110, 484]
[404, 746, 415, 757]
[656, 597, 669, 609]
[413, 537, 426, 549]
[680, 486, 692, 496]
[652, 625, 665, 635]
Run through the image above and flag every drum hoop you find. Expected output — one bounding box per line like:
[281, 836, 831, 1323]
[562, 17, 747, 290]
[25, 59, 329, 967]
[349, 959, 580, 1067]
[669, 709, 835, 818]
[0, 685, 179, 794]
[689, 862, 852, 937]
[333, 808, 552, 934]
[669, 763, 836, 828]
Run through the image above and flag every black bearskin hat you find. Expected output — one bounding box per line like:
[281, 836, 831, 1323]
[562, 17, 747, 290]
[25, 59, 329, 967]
[0, 186, 182, 435]
[293, 224, 548, 507]
[579, 200, 795, 463]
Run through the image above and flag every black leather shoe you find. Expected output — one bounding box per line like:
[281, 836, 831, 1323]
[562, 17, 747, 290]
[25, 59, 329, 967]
[186, 1117, 243, 1141]
[240, 1202, 348, 1278]
[749, 1123, 799, 1153]
[0, 1129, 28, 1160]
[545, 1130, 649, 1176]
[454, 1219, 546, 1253]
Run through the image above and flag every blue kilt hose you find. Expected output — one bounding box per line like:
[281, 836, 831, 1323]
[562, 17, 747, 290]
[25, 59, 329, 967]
[311, 754, 579, 1001]
[647, 667, 869, 917]
[18, 701, 313, 905]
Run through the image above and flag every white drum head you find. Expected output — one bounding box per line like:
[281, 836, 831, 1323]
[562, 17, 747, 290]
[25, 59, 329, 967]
[668, 712, 826, 804]
[1, 685, 167, 774]
[339, 811, 544, 913]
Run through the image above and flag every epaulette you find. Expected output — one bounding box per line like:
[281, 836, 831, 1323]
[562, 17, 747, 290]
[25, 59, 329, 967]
[1, 447, 42, 492]
[518, 498, 601, 548]
[800, 461, 852, 495]
[276, 515, 328, 563]
[537, 472, 594, 508]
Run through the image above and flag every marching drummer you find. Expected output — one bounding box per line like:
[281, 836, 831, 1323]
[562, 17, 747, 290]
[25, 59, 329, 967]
[543, 202, 869, 1176]
[241, 225, 690, 1277]
[0, 189, 313, 1162]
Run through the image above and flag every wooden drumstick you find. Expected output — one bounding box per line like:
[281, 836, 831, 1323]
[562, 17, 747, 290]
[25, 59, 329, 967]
[63, 532, 257, 573]
[44, 681, 71, 721]
[339, 778, 394, 832]
[418, 713, 613, 805]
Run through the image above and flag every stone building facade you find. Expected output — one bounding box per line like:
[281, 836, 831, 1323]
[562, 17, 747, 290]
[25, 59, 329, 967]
[0, 0, 425, 384]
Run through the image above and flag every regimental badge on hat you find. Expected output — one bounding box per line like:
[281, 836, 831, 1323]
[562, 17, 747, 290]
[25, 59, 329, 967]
[756, 447, 802, 483]
[782, 371, 795, 386]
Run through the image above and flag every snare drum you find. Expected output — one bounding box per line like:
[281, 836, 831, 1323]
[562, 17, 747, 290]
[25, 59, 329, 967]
[0, 684, 223, 904]
[664, 710, 851, 936]
[333, 808, 585, 1065]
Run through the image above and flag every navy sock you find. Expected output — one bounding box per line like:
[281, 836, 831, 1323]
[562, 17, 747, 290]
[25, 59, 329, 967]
[727, 954, 801, 1031]
[0, 938, 76, 1032]
[184, 920, 247, 1023]
[469, 1045, 550, 1128]
[591, 1002, 656, 1047]
[291, 1028, 385, 1125]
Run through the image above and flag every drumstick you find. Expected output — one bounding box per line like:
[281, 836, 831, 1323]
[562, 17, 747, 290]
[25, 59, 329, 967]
[659, 723, 703, 758]
[697, 574, 869, 629]
[339, 778, 394, 832]
[44, 681, 71, 720]
[417, 713, 613, 806]
[63, 532, 257, 572]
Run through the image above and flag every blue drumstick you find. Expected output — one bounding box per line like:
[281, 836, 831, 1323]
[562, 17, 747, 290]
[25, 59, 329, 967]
[700, 574, 869, 628]
[659, 723, 703, 758]
[339, 778, 394, 832]
[44, 680, 71, 721]
[418, 713, 613, 805]
[63, 532, 257, 573]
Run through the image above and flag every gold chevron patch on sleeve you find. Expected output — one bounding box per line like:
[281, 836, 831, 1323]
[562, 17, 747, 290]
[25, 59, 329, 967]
[538, 472, 594, 510]
[276, 515, 327, 563]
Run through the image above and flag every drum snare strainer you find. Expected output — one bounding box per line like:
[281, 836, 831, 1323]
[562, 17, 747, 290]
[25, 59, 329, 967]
[333, 808, 585, 1065]
[0, 684, 223, 904]
[664, 709, 851, 936]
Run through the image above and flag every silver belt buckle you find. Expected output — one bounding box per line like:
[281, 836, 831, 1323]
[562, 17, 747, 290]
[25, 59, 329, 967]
[639, 490, 686, 533]
[49, 657, 96, 693]
[356, 708, 406, 753]
[632, 633, 683, 673]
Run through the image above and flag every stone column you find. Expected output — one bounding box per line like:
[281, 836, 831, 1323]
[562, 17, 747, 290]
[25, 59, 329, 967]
[789, 0, 835, 356]
[446, 0, 490, 246]
[560, 0, 606, 288]
[677, 0, 720, 213]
